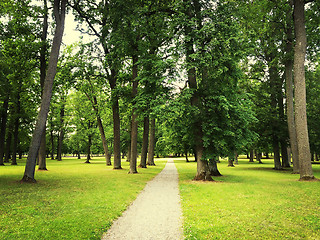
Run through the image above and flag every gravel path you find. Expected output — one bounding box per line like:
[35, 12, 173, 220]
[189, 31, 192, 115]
[101, 160, 183, 240]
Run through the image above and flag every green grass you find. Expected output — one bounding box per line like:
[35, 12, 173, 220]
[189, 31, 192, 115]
[0, 157, 166, 240]
[175, 157, 320, 240]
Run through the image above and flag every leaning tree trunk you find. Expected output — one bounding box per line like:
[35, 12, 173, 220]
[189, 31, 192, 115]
[0, 98, 9, 165]
[38, 0, 49, 171]
[139, 116, 149, 168]
[208, 159, 222, 176]
[293, 0, 315, 180]
[147, 118, 156, 166]
[21, 0, 66, 183]
[92, 95, 111, 165]
[129, 56, 139, 174]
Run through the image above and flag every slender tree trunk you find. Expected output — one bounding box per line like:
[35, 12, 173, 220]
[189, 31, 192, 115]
[38, 0, 49, 171]
[129, 56, 139, 174]
[85, 134, 91, 163]
[293, 0, 315, 180]
[4, 121, 12, 163]
[50, 129, 54, 160]
[234, 152, 239, 165]
[272, 137, 282, 170]
[0, 98, 9, 165]
[110, 74, 122, 169]
[92, 95, 111, 165]
[139, 116, 149, 168]
[147, 118, 156, 166]
[11, 94, 20, 165]
[56, 99, 65, 161]
[257, 152, 263, 164]
[286, 0, 299, 173]
[21, 0, 66, 183]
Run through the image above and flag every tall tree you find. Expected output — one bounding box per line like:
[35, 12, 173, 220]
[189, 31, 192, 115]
[293, 0, 315, 180]
[22, 0, 66, 183]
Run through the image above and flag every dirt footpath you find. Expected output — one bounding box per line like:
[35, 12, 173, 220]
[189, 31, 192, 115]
[101, 160, 183, 240]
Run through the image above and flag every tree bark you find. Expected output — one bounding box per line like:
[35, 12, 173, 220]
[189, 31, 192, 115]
[11, 93, 20, 165]
[285, 0, 299, 174]
[257, 152, 263, 164]
[4, 120, 12, 163]
[139, 116, 149, 168]
[85, 134, 92, 163]
[93, 96, 111, 165]
[0, 98, 9, 165]
[21, 0, 66, 183]
[293, 0, 315, 180]
[249, 149, 254, 162]
[129, 56, 139, 174]
[56, 100, 65, 161]
[208, 159, 222, 177]
[147, 118, 156, 166]
[38, 0, 49, 171]
[109, 71, 122, 169]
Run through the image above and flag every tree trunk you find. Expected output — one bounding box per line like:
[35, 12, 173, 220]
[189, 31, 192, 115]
[281, 140, 290, 167]
[11, 94, 20, 165]
[139, 116, 149, 168]
[129, 56, 139, 174]
[85, 134, 91, 163]
[50, 129, 54, 160]
[111, 88, 121, 169]
[56, 99, 65, 161]
[21, 0, 66, 183]
[286, 0, 299, 174]
[0, 98, 9, 165]
[249, 149, 254, 162]
[234, 152, 239, 165]
[38, 0, 49, 171]
[228, 158, 235, 167]
[147, 118, 156, 166]
[257, 152, 263, 164]
[4, 122, 12, 163]
[293, 0, 315, 181]
[272, 137, 282, 170]
[208, 159, 222, 177]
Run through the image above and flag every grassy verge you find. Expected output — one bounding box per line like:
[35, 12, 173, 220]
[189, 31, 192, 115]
[175, 157, 320, 240]
[0, 157, 166, 240]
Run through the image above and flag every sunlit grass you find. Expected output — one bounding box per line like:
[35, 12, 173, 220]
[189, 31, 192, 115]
[0, 157, 166, 240]
[175, 156, 320, 240]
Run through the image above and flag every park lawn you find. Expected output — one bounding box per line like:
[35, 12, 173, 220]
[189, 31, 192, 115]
[175, 157, 320, 240]
[0, 157, 166, 240]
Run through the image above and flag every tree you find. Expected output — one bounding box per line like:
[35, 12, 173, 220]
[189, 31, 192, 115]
[293, 0, 315, 181]
[22, 0, 66, 183]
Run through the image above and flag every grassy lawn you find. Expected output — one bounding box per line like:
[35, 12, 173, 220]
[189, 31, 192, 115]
[175, 157, 320, 240]
[0, 157, 166, 240]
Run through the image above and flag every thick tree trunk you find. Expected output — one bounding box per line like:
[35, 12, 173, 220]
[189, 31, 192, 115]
[249, 149, 254, 162]
[272, 137, 282, 170]
[293, 0, 315, 181]
[281, 140, 290, 167]
[21, 0, 66, 183]
[228, 158, 235, 167]
[208, 159, 222, 177]
[147, 118, 156, 166]
[4, 122, 12, 163]
[139, 116, 149, 168]
[0, 98, 9, 165]
[129, 56, 139, 174]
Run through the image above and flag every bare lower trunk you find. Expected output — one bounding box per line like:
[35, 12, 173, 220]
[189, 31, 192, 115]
[0, 98, 9, 165]
[208, 159, 222, 177]
[4, 126, 12, 163]
[129, 56, 139, 174]
[96, 114, 111, 166]
[228, 158, 235, 167]
[234, 152, 238, 165]
[257, 152, 263, 164]
[249, 149, 254, 162]
[273, 136, 282, 170]
[112, 97, 122, 169]
[286, 1, 299, 173]
[85, 134, 91, 163]
[21, 0, 66, 183]
[281, 140, 290, 167]
[38, 129, 47, 170]
[147, 118, 156, 166]
[50, 129, 54, 160]
[11, 106, 20, 165]
[139, 116, 149, 168]
[294, 0, 314, 180]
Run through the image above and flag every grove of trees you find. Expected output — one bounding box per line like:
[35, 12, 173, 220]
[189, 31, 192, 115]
[1, 0, 320, 182]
